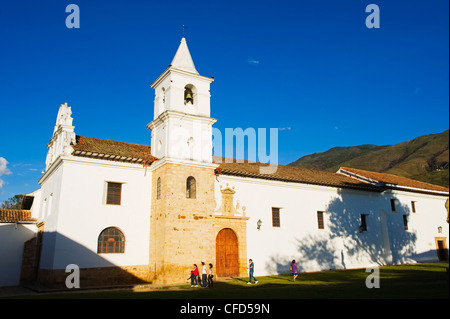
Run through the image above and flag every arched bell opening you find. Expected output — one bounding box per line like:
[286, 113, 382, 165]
[184, 84, 196, 105]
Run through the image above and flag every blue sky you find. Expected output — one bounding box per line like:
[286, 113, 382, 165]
[0, 0, 448, 202]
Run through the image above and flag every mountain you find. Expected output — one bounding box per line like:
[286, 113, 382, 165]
[289, 130, 449, 188]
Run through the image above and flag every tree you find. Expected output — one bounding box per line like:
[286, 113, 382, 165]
[1, 194, 24, 209]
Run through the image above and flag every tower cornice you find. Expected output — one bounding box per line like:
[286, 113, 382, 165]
[147, 109, 217, 131]
[151, 67, 214, 89]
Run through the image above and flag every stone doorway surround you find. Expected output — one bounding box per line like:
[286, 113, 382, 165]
[214, 185, 249, 278]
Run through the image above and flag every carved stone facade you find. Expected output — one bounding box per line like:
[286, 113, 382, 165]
[45, 102, 76, 170]
[214, 184, 249, 278]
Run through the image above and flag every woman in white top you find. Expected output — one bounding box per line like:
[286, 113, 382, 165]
[201, 262, 207, 287]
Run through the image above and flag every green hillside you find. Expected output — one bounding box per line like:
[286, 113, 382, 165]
[289, 130, 449, 188]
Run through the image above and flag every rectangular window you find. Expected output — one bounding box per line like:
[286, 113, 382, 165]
[403, 215, 409, 230]
[272, 207, 280, 227]
[360, 214, 368, 232]
[317, 211, 325, 230]
[390, 198, 396, 212]
[411, 201, 416, 213]
[106, 182, 122, 205]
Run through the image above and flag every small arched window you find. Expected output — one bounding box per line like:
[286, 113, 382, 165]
[157, 177, 161, 200]
[186, 176, 196, 199]
[97, 227, 125, 254]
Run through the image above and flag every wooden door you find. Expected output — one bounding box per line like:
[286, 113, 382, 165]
[435, 237, 449, 261]
[216, 228, 239, 277]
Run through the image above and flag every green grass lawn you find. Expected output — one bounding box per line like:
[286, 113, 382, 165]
[7, 262, 449, 299]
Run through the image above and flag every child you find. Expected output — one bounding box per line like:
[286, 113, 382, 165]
[290, 260, 299, 281]
[189, 264, 199, 287]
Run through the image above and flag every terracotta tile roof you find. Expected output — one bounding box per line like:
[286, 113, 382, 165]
[72, 136, 158, 165]
[69, 137, 446, 195]
[0, 209, 37, 223]
[213, 157, 383, 192]
[339, 167, 449, 193]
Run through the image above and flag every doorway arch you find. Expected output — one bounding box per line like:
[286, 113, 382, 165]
[216, 228, 239, 277]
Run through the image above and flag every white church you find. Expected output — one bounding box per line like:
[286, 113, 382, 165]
[1, 37, 448, 288]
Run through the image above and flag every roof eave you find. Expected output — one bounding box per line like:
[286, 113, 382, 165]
[217, 169, 384, 193]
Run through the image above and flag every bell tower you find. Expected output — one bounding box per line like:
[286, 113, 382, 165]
[147, 37, 216, 163]
[148, 37, 218, 285]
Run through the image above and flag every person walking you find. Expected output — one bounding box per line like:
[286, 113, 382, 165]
[247, 259, 258, 284]
[207, 263, 214, 288]
[290, 259, 299, 281]
[201, 262, 208, 287]
[190, 264, 199, 287]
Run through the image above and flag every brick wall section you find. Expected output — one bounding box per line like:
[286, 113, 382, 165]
[20, 237, 38, 284]
[38, 265, 151, 289]
[150, 162, 217, 285]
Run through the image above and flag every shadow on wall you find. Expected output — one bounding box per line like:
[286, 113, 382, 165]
[266, 189, 420, 274]
[0, 223, 36, 287]
[23, 231, 151, 290]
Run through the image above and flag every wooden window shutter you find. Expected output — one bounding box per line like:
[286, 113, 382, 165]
[106, 182, 122, 205]
[272, 207, 280, 227]
[317, 211, 325, 229]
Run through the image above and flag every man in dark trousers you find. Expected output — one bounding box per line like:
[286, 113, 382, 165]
[247, 259, 258, 284]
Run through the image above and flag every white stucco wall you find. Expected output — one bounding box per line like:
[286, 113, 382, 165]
[0, 223, 36, 287]
[384, 189, 449, 263]
[37, 156, 151, 270]
[214, 174, 449, 277]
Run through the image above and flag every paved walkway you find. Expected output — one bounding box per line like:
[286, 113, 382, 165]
[0, 286, 37, 298]
[0, 283, 139, 298]
[0, 277, 236, 298]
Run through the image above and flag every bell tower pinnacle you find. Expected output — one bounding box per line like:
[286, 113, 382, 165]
[147, 37, 216, 164]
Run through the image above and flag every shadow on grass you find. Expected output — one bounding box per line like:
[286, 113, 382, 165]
[5, 263, 448, 299]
